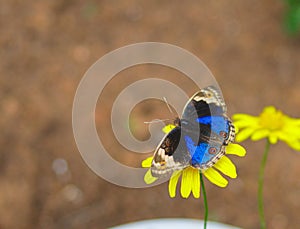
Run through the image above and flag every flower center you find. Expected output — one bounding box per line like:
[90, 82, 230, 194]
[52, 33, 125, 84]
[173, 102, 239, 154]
[259, 109, 285, 130]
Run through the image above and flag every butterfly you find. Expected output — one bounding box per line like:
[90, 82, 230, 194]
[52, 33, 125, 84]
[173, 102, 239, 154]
[151, 86, 235, 177]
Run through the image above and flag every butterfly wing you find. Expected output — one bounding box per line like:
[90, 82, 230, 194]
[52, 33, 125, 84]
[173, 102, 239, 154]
[150, 86, 235, 175]
[151, 126, 191, 177]
[184, 135, 226, 169]
[197, 116, 235, 145]
[180, 86, 227, 147]
[181, 86, 227, 122]
[181, 86, 235, 170]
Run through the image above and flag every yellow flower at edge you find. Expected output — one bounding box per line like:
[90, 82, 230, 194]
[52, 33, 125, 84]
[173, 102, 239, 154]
[232, 106, 300, 150]
[142, 124, 246, 199]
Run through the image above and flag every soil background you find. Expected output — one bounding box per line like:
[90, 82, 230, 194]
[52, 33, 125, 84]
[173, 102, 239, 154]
[1, 1, 300, 229]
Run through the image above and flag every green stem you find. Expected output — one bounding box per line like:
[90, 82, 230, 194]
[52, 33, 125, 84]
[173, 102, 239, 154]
[258, 140, 271, 229]
[200, 172, 208, 229]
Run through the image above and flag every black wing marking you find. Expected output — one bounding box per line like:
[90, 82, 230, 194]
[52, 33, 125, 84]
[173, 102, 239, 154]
[151, 126, 191, 177]
[180, 86, 226, 146]
[182, 86, 226, 122]
[224, 118, 235, 145]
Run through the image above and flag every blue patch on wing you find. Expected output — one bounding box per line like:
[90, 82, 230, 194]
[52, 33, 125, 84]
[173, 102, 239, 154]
[184, 135, 219, 166]
[197, 116, 229, 134]
[184, 135, 197, 157]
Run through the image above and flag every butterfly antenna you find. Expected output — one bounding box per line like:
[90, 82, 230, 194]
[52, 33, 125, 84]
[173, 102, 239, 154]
[144, 119, 170, 124]
[163, 97, 177, 119]
[144, 97, 177, 125]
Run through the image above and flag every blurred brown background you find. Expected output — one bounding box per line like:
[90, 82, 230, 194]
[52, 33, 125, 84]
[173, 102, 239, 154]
[1, 0, 300, 228]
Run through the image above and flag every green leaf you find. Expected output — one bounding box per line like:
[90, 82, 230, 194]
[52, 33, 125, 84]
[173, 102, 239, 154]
[284, 6, 300, 35]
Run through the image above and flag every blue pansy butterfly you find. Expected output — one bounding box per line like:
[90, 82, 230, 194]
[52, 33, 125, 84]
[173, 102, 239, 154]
[151, 86, 235, 177]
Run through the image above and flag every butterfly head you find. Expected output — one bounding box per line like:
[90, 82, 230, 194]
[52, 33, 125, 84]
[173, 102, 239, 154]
[173, 117, 181, 127]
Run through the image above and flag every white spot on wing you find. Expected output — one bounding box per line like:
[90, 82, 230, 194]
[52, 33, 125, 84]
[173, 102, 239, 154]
[158, 148, 165, 157]
[193, 95, 202, 101]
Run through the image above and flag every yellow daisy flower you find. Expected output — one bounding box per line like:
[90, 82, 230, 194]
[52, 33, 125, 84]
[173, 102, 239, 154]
[232, 106, 300, 150]
[142, 125, 246, 198]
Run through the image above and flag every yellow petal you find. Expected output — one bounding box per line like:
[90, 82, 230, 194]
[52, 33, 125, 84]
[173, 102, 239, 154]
[144, 169, 158, 184]
[262, 106, 276, 114]
[277, 131, 293, 142]
[213, 156, 237, 178]
[286, 140, 300, 151]
[203, 167, 228, 188]
[288, 118, 300, 126]
[283, 124, 300, 135]
[251, 129, 270, 141]
[268, 133, 278, 144]
[168, 170, 182, 198]
[225, 144, 246, 157]
[235, 127, 256, 142]
[233, 118, 258, 129]
[235, 125, 240, 134]
[232, 113, 256, 121]
[277, 133, 300, 150]
[286, 117, 300, 125]
[192, 168, 200, 198]
[162, 124, 176, 134]
[142, 156, 153, 168]
[180, 167, 193, 198]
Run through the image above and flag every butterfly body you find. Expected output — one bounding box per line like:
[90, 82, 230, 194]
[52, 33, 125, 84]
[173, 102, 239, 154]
[151, 86, 235, 177]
